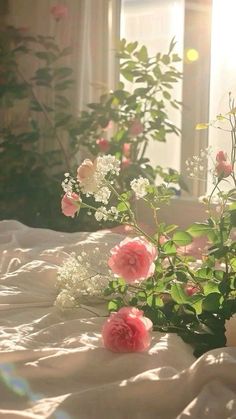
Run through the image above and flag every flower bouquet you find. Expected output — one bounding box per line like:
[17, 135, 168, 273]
[58, 97, 236, 357]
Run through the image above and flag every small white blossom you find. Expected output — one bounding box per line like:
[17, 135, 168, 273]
[110, 206, 119, 219]
[186, 146, 213, 180]
[55, 290, 77, 310]
[94, 186, 111, 204]
[130, 177, 150, 199]
[96, 155, 120, 177]
[61, 176, 74, 194]
[94, 206, 108, 221]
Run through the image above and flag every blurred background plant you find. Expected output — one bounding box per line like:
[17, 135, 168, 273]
[74, 38, 183, 192]
[0, 21, 79, 231]
[0, 9, 184, 231]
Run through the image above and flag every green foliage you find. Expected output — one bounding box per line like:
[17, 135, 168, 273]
[0, 25, 81, 231]
[72, 38, 182, 192]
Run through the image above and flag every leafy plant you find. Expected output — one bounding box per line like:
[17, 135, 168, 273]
[0, 24, 80, 230]
[71, 38, 184, 192]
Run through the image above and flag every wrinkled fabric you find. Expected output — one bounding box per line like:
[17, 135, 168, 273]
[0, 220, 235, 419]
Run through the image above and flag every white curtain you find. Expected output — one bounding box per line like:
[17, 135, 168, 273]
[7, 0, 121, 112]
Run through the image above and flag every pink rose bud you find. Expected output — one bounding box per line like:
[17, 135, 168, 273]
[50, 4, 68, 21]
[108, 237, 157, 283]
[129, 118, 144, 137]
[102, 307, 153, 352]
[96, 138, 110, 153]
[77, 159, 96, 182]
[121, 157, 131, 169]
[216, 150, 227, 162]
[61, 193, 80, 217]
[185, 285, 199, 296]
[122, 143, 132, 158]
[216, 161, 233, 178]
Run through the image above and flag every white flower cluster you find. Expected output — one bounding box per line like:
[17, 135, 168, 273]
[94, 186, 111, 205]
[130, 177, 150, 199]
[95, 206, 119, 222]
[97, 155, 120, 176]
[62, 173, 79, 194]
[186, 147, 213, 179]
[81, 155, 120, 198]
[55, 249, 110, 311]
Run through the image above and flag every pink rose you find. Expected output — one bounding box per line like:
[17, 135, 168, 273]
[77, 159, 96, 182]
[129, 119, 144, 137]
[102, 307, 153, 352]
[61, 193, 80, 217]
[216, 150, 227, 162]
[50, 4, 68, 21]
[185, 284, 199, 296]
[108, 237, 157, 283]
[122, 143, 132, 158]
[216, 160, 233, 178]
[96, 138, 110, 153]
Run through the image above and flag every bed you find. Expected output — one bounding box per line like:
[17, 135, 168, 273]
[0, 219, 236, 419]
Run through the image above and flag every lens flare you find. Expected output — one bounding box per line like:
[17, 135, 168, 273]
[186, 48, 199, 62]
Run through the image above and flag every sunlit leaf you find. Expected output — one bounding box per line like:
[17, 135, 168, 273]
[195, 123, 209, 130]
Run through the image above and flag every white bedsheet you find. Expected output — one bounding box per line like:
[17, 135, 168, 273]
[0, 220, 235, 419]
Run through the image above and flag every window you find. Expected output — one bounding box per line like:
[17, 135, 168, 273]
[121, 0, 216, 200]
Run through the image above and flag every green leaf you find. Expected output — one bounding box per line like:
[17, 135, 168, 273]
[163, 240, 177, 255]
[108, 298, 124, 312]
[108, 300, 119, 311]
[195, 123, 209, 130]
[172, 230, 192, 246]
[55, 80, 74, 91]
[162, 54, 170, 65]
[120, 69, 133, 82]
[170, 283, 188, 304]
[126, 41, 138, 53]
[117, 202, 129, 212]
[163, 91, 171, 100]
[135, 45, 148, 62]
[187, 223, 212, 238]
[230, 258, 236, 272]
[202, 293, 222, 312]
[195, 267, 214, 281]
[168, 37, 177, 54]
[54, 67, 73, 79]
[188, 295, 203, 315]
[165, 224, 178, 234]
[230, 210, 236, 227]
[203, 282, 219, 296]
[59, 46, 73, 57]
[35, 51, 57, 63]
[172, 53, 182, 62]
